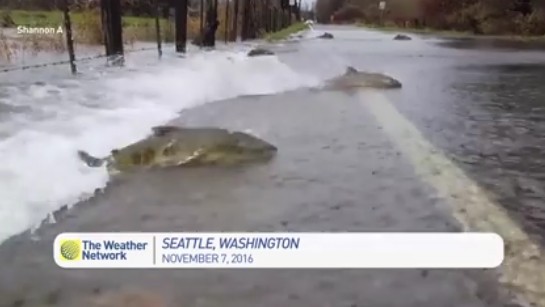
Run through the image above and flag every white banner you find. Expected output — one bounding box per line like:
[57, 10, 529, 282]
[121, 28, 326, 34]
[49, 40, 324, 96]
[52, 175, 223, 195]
[54, 233, 504, 269]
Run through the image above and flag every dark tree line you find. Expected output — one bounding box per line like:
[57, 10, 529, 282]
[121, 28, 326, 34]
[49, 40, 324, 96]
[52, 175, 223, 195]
[315, 0, 545, 35]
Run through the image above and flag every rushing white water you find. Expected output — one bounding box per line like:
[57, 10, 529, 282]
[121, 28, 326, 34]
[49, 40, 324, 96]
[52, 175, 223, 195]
[0, 45, 321, 243]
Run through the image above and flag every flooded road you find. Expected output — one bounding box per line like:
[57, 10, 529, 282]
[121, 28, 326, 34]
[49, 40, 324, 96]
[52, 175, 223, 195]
[0, 25, 544, 306]
[279, 26, 545, 237]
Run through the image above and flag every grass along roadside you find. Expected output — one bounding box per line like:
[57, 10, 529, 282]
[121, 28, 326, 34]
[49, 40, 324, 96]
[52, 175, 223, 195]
[358, 23, 545, 42]
[2, 7, 241, 46]
[1, 9, 164, 28]
[0, 10, 174, 63]
[1, 9, 175, 44]
[264, 22, 310, 42]
[1, 8, 307, 63]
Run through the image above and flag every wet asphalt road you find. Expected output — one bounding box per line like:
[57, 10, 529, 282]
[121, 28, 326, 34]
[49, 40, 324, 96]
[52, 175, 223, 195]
[1, 25, 545, 307]
[0, 90, 514, 307]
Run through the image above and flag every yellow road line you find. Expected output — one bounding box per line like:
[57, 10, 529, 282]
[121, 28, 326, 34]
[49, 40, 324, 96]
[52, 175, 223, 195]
[359, 91, 545, 307]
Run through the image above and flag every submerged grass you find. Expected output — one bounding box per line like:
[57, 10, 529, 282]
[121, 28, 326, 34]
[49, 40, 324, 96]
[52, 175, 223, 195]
[264, 22, 309, 42]
[0, 29, 65, 63]
[0, 31, 14, 62]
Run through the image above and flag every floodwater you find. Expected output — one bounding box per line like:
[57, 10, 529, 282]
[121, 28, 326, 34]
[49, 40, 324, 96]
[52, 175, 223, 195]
[0, 25, 544, 306]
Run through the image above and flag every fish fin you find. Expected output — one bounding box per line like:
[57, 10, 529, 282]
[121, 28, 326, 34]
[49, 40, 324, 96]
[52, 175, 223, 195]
[77, 150, 105, 167]
[177, 148, 206, 166]
[151, 125, 183, 137]
[345, 66, 358, 75]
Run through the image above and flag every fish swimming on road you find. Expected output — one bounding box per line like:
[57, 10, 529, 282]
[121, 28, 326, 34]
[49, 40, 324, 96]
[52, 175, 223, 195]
[322, 66, 402, 90]
[77, 126, 278, 174]
[394, 34, 412, 40]
[247, 48, 275, 57]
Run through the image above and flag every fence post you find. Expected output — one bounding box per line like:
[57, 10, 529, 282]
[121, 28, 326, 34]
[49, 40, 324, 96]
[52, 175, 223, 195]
[215, 0, 219, 42]
[255, 0, 260, 35]
[202, 0, 219, 47]
[174, 0, 188, 52]
[61, 0, 76, 74]
[224, 0, 229, 43]
[279, 0, 285, 29]
[100, 0, 123, 63]
[199, 0, 204, 47]
[262, 0, 268, 32]
[288, 0, 293, 25]
[249, 0, 256, 39]
[271, 6, 276, 32]
[154, 0, 162, 57]
[285, 0, 289, 27]
[232, 0, 239, 41]
[240, 0, 248, 41]
[295, 0, 301, 21]
[264, 0, 270, 32]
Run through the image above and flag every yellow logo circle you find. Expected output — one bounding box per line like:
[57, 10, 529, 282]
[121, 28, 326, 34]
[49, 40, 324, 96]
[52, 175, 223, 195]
[60, 240, 80, 260]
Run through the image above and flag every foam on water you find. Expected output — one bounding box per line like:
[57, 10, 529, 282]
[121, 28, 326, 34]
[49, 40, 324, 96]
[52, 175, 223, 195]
[0, 47, 321, 243]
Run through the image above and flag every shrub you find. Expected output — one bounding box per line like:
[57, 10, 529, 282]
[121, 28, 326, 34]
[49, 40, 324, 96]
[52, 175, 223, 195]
[331, 5, 366, 24]
[516, 9, 545, 35]
[445, 3, 481, 33]
[479, 17, 518, 35]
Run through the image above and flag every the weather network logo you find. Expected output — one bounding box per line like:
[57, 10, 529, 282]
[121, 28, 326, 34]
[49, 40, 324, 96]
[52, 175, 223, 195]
[58, 239, 82, 261]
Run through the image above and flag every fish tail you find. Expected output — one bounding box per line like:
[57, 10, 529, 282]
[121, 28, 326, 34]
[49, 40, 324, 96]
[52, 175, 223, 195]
[77, 150, 105, 167]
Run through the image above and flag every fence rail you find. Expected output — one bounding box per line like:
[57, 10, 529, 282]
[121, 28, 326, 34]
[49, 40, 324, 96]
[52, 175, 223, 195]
[0, 47, 156, 73]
